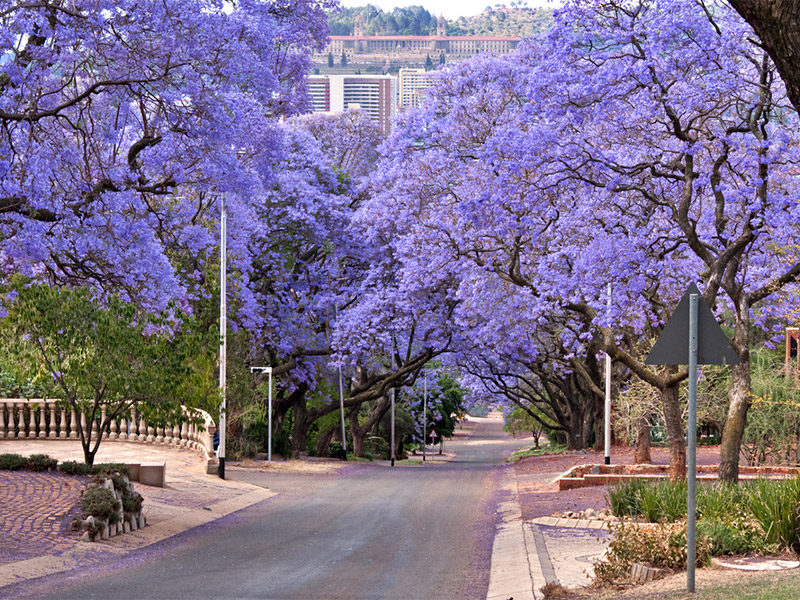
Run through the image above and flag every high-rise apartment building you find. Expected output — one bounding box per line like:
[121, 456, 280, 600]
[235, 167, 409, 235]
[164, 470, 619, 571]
[398, 68, 433, 110]
[306, 74, 398, 134]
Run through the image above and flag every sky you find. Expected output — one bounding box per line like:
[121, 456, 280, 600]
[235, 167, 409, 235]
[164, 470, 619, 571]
[338, 0, 561, 20]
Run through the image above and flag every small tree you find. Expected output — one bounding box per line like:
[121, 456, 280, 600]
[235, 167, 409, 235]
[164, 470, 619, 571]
[503, 406, 552, 448]
[328, 51, 334, 68]
[341, 51, 348, 67]
[425, 53, 433, 71]
[2, 281, 201, 465]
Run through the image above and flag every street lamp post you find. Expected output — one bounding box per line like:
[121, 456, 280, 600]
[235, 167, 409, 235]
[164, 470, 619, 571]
[250, 367, 273, 463]
[218, 194, 227, 480]
[422, 368, 427, 463]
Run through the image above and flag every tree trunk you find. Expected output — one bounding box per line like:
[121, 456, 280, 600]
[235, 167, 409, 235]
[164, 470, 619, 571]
[315, 426, 335, 458]
[291, 399, 308, 458]
[634, 414, 652, 464]
[348, 395, 391, 458]
[719, 361, 752, 482]
[727, 1, 800, 115]
[661, 383, 687, 481]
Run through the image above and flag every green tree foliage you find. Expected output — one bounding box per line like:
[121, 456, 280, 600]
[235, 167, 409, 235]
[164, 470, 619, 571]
[328, 52, 334, 67]
[328, 6, 437, 36]
[503, 406, 553, 448]
[1, 280, 209, 465]
[340, 51, 347, 67]
[427, 374, 464, 444]
[327, 5, 552, 38]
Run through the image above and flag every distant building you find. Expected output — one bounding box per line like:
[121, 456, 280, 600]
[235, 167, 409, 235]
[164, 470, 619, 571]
[398, 68, 434, 110]
[306, 74, 398, 134]
[319, 14, 521, 61]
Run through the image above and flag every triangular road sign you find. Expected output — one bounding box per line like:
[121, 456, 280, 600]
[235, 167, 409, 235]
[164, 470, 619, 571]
[645, 283, 739, 366]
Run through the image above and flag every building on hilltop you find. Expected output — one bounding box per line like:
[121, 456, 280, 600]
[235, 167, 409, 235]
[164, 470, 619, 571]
[306, 74, 398, 134]
[319, 13, 520, 62]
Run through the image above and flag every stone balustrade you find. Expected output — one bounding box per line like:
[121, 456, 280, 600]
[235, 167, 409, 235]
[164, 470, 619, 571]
[0, 399, 216, 461]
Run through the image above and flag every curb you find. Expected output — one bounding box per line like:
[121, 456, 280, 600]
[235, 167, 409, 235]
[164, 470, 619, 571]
[529, 516, 611, 530]
[487, 466, 538, 600]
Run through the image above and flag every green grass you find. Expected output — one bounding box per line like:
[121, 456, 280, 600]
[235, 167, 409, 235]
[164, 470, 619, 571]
[506, 443, 567, 462]
[649, 571, 800, 600]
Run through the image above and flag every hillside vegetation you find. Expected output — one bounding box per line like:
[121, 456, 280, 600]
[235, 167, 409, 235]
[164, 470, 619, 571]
[328, 4, 553, 38]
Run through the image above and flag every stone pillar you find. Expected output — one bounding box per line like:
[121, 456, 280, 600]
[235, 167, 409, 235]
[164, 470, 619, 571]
[28, 403, 37, 438]
[109, 414, 118, 440]
[59, 406, 68, 438]
[70, 408, 79, 438]
[100, 407, 108, 439]
[7, 403, 16, 439]
[48, 403, 57, 439]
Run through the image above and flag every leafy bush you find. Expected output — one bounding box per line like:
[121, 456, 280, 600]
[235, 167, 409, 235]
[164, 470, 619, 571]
[0, 453, 28, 471]
[122, 492, 144, 514]
[59, 461, 92, 476]
[366, 436, 390, 459]
[327, 441, 346, 459]
[25, 454, 58, 472]
[594, 521, 710, 583]
[697, 518, 772, 556]
[742, 476, 800, 550]
[697, 482, 745, 521]
[81, 487, 119, 522]
[91, 463, 130, 477]
[606, 478, 647, 518]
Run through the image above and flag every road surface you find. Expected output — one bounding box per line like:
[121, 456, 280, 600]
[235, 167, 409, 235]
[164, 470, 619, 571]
[24, 416, 529, 600]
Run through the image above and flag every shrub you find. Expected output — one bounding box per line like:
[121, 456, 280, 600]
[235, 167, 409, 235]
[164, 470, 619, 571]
[594, 521, 710, 583]
[91, 463, 130, 477]
[540, 581, 570, 599]
[606, 478, 647, 518]
[81, 487, 119, 522]
[327, 441, 346, 459]
[25, 454, 58, 472]
[697, 518, 773, 556]
[366, 436, 390, 460]
[59, 461, 92, 476]
[742, 476, 800, 550]
[122, 492, 143, 514]
[697, 482, 744, 521]
[654, 479, 687, 522]
[0, 453, 28, 471]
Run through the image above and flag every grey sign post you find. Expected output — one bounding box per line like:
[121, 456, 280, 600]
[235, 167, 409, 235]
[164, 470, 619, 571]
[646, 283, 738, 594]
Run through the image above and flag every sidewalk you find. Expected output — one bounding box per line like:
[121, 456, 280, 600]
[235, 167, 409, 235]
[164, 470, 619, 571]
[487, 464, 609, 600]
[0, 440, 274, 591]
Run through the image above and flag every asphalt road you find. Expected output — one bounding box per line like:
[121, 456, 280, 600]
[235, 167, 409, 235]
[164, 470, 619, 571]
[31, 416, 528, 600]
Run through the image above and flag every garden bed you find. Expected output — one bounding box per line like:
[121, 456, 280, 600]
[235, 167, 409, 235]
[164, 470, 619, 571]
[559, 463, 800, 490]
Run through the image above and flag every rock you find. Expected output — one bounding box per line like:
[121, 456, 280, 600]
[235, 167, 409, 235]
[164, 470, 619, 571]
[589, 465, 601, 474]
[81, 531, 92, 542]
[101, 523, 109, 539]
[137, 514, 146, 529]
[123, 522, 131, 534]
[585, 508, 597, 519]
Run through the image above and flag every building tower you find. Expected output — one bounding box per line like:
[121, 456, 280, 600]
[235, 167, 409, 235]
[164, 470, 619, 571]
[354, 13, 365, 37]
[437, 14, 446, 37]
